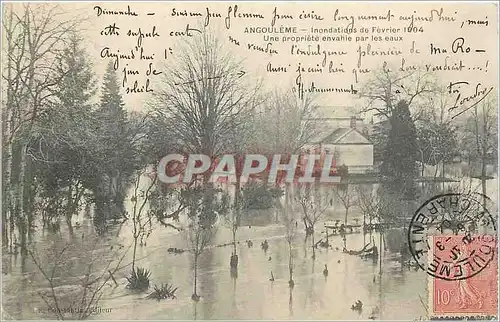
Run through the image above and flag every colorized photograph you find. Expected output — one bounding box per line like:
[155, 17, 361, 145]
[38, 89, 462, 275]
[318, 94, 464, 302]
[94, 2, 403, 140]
[1, 1, 498, 320]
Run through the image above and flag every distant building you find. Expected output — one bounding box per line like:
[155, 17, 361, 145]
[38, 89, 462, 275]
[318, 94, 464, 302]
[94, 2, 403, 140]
[304, 112, 374, 174]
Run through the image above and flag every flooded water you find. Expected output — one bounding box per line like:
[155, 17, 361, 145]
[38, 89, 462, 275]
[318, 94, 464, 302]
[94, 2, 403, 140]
[2, 174, 497, 320]
[0, 210, 426, 320]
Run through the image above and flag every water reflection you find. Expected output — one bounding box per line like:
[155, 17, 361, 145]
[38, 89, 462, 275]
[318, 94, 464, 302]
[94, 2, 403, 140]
[230, 272, 238, 318]
[1, 222, 427, 320]
[199, 249, 215, 319]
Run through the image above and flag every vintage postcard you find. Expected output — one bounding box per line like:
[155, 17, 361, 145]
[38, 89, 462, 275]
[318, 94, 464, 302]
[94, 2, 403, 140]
[1, 1, 498, 320]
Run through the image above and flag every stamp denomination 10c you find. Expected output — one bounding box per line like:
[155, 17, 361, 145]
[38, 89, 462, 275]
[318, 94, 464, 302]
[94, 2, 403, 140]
[428, 235, 498, 318]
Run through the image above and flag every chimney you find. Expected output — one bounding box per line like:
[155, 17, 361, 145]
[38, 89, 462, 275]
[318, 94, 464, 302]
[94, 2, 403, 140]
[350, 116, 357, 129]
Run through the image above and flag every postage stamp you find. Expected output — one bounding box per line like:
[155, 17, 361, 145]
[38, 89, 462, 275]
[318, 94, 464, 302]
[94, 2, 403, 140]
[408, 193, 498, 319]
[408, 193, 497, 279]
[428, 235, 498, 318]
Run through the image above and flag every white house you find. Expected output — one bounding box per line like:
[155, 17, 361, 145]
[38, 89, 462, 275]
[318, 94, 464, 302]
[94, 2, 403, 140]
[304, 115, 374, 174]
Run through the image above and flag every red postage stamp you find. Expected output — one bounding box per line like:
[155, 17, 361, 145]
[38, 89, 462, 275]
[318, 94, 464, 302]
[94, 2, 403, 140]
[428, 235, 498, 318]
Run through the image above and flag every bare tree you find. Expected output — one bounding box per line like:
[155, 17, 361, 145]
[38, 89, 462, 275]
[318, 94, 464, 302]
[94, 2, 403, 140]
[150, 28, 263, 171]
[415, 85, 460, 181]
[333, 184, 357, 225]
[28, 239, 130, 320]
[128, 169, 157, 272]
[358, 64, 437, 120]
[2, 3, 82, 253]
[354, 185, 381, 230]
[466, 96, 497, 205]
[252, 89, 320, 155]
[295, 185, 331, 259]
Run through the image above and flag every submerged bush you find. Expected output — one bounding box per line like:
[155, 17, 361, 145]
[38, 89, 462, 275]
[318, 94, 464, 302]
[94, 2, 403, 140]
[146, 283, 178, 301]
[126, 267, 151, 291]
[337, 164, 349, 178]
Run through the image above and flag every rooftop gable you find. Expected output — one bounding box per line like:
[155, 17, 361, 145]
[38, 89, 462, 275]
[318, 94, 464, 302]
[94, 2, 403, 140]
[321, 128, 372, 145]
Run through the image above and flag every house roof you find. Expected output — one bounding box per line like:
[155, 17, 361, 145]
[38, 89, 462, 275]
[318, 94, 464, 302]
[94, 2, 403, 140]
[320, 128, 372, 145]
[321, 128, 352, 143]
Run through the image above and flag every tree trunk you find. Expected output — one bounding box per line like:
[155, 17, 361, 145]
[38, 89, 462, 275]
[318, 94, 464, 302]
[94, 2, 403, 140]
[2, 122, 11, 248]
[193, 252, 199, 297]
[2, 161, 9, 246]
[303, 217, 312, 235]
[116, 171, 122, 203]
[65, 184, 74, 235]
[344, 208, 348, 225]
[481, 156, 487, 208]
[288, 241, 293, 284]
[420, 150, 425, 177]
[379, 232, 383, 276]
[23, 150, 36, 240]
[441, 162, 445, 191]
[17, 143, 28, 255]
[132, 236, 138, 272]
[4, 143, 15, 252]
[311, 233, 316, 259]
[3, 7, 15, 251]
[480, 109, 489, 208]
[232, 227, 237, 254]
[20, 24, 39, 254]
[230, 225, 238, 269]
[233, 177, 240, 254]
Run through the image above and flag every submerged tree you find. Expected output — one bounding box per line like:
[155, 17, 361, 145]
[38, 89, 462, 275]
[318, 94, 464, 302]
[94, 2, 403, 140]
[91, 61, 139, 226]
[224, 180, 244, 271]
[129, 170, 157, 272]
[2, 3, 82, 252]
[415, 85, 460, 180]
[252, 89, 319, 155]
[32, 33, 96, 234]
[281, 185, 298, 288]
[28, 238, 130, 320]
[182, 185, 230, 300]
[295, 185, 331, 259]
[333, 184, 357, 226]
[151, 28, 263, 272]
[465, 96, 498, 205]
[354, 185, 381, 228]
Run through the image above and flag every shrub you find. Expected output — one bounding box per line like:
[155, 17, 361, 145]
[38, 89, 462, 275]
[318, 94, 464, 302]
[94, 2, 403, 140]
[126, 267, 151, 291]
[337, 164, 349, 177]
[269, 187, 284, 199]
[146, 283, 178, 301]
